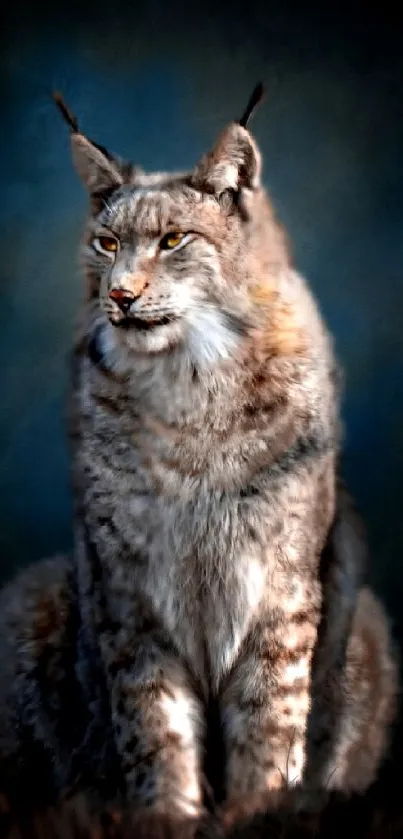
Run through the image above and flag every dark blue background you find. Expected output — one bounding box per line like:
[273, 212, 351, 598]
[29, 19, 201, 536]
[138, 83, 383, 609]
[1, 3, 402, 630]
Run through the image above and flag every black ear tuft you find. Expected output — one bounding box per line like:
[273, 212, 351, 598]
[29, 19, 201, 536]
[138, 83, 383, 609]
[52, 91, 79, 133]
[53, 91, 114, 160]
[53, 91, 124, 199]
[238, 82, 265, 129]
[191, 84, 265, 198]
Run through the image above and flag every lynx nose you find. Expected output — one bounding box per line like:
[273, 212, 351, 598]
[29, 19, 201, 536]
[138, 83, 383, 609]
[109, 288, 137, 315]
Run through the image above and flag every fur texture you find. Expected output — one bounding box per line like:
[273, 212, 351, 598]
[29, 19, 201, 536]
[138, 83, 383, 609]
[0, 99, 398, 821]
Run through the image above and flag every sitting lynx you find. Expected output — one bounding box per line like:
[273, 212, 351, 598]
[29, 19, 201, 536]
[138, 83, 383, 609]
[0, 87, 397, 822]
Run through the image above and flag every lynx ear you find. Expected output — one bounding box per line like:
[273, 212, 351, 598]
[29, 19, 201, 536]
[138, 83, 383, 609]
[192, 83, 265, 197]
[53, 91, 123, 197]
[71, 133, 124, 195]
[192, 124, 262, 196]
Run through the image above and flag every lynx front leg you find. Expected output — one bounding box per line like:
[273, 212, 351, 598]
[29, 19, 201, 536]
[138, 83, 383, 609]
[106, 640, 204, 817]
[221, 605, 318, 820]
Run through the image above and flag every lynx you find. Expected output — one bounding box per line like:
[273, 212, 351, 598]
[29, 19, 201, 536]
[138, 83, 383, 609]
[0, 87, 397, 824]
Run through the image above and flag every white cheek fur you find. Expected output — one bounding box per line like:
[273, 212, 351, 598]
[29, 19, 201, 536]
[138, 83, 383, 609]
[187, 304, 240, 368]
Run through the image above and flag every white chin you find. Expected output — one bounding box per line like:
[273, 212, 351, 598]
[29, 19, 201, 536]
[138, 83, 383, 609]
[117, 319, 183, 354]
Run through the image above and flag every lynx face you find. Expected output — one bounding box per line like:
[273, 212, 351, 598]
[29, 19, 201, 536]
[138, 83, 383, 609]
[83, 176, 250, 364]
[64, 107, 288, 370]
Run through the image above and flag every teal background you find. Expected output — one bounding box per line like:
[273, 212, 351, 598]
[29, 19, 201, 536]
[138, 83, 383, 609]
[1, 3, 402, 632]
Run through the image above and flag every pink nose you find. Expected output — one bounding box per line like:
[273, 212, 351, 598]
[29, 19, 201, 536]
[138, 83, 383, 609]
[109, 288, 136, 314]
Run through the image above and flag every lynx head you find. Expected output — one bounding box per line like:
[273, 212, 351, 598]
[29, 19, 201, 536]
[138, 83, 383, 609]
[56, 86, 290, 369]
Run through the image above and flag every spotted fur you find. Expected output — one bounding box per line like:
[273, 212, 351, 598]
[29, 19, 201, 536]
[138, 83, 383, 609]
[0, 100, 397, 819]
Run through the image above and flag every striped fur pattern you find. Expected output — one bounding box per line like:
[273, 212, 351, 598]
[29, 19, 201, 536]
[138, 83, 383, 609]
[0, 106, 397, 821]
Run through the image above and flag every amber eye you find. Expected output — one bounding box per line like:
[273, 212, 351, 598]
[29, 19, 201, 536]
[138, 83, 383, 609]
[159, 232, 185, 251]
[94, 235, 118, 254]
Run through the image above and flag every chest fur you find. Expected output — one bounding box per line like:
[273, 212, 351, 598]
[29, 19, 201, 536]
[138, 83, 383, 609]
[71, 358, 334, 687]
